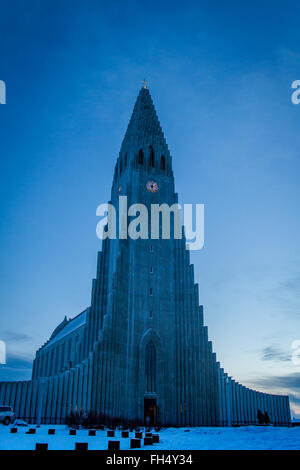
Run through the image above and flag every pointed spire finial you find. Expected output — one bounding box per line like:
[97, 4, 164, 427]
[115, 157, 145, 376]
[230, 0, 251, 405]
[142, 78, 147, 89]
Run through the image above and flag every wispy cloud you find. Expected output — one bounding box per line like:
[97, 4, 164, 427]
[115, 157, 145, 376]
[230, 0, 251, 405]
[261, 344, 291, 362]
[1, 330, 32, 342]
[255, 372, 300, 391]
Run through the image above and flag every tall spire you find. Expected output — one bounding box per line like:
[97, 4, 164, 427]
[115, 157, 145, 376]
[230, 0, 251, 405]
[115, 85, 172, 179]
[119, 87, 170, 163]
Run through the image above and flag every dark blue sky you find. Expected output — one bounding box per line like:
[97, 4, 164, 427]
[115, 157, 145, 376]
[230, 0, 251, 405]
[0, 0, 300, 415]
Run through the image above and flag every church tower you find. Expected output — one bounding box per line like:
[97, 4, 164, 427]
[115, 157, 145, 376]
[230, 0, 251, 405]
[0, 86, 290, 428]
[87, 86, 220, 426]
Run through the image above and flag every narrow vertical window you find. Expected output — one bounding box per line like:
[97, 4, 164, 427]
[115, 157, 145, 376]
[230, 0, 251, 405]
[138, 149, 144, 164]
[145, 341, 156, 392]
[150, 287, 153, 295]
[150, 266, 153, 273]
[150, 245, 153, 252]
[119, 157, 123, 174]
[149, 146, 155, 167]
[161, 155, 166, 170]
[124, 153, 128, 167]
[149, 310, 153, 318]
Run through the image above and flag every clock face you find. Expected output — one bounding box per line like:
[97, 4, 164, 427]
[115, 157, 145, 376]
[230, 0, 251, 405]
[146, 180, 159, 193]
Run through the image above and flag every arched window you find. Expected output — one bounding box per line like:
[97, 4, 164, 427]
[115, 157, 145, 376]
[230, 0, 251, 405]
[149, 146, 155, 167]
[138, 149, 144, 165]
[145, 340, 156, 392]
[161, 155, 166, 170]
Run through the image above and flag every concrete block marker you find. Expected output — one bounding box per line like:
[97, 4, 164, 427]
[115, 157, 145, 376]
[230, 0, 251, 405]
[152, 434, 159, 443]
[48, 428, 55, 435]
[108, 440, 120, 451]
[130, 438, 141, 449]
[121, 430, 129, 438]
[88, 429, 96, 436]
[107, 430, 114, 437]
[26, 428, 36, 434]
[69, 429, 76, 435]
[75, 442, 88, 451]
[35, 443, 48, 452]
[135, 431, 143, 439]
[10, 427, 18, 433]
[144, 437, 153, 445]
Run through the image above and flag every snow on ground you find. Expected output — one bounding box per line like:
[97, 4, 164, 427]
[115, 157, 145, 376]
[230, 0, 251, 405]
[0, 424, 299, 450]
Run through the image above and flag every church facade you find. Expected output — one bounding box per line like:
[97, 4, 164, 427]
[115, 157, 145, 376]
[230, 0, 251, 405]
[0, 87, 290, 426]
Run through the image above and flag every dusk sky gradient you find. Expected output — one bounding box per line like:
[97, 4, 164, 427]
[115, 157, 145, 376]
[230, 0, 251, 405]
[0, 1, 300, 416]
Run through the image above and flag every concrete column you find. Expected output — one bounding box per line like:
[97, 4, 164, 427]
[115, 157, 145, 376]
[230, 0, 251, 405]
[50, 377, 58, 424]
[86, 355, 93, 415]
[245, 388, 250, 424]
[271, 395, 276, 423]
[285, 396, 291, 425]
[0, 383, 6, 404]
[239, 386, 244, 424]
[36, 379, 46, 426]
[232, 382, 237, 425]
[61, 372, 69, 422]
[10, 383, 17, 415]
[55, 375, 64, 424]
[279, 396, 284, 425]
[225, 375, 232, 427]
[44, 378, 53, 423]
[4, 383, 12, 408]
[251, 390, 256, 424]
[29, 380, 39, 424]
[14, 383, 22, 417]
[72, 367, 79, 414]
[236, 383, 240, 425]
[19, 382, 28, 419]
[67, 370, 74, 418]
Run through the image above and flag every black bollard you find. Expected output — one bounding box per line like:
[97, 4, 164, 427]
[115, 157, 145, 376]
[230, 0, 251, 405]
[144, 437, 153, 445]
[35, 443, 48, 452]
[75, 442, 88, 451]
[108, 440, 120, 450]
[130, 438, 141, 449]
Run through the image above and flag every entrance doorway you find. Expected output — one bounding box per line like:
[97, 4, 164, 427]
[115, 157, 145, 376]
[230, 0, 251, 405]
[144, 398, 157, 426]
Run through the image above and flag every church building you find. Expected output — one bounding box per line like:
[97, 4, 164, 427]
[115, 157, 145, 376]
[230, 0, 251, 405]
[0, 87, 291, 426]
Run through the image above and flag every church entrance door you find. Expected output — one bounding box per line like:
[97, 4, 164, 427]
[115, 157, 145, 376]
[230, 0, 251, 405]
[144, 398, 157, 425]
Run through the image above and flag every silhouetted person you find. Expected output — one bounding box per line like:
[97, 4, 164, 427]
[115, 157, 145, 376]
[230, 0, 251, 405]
[257, 409, 264, 424]
[264, 411, 270, 424]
